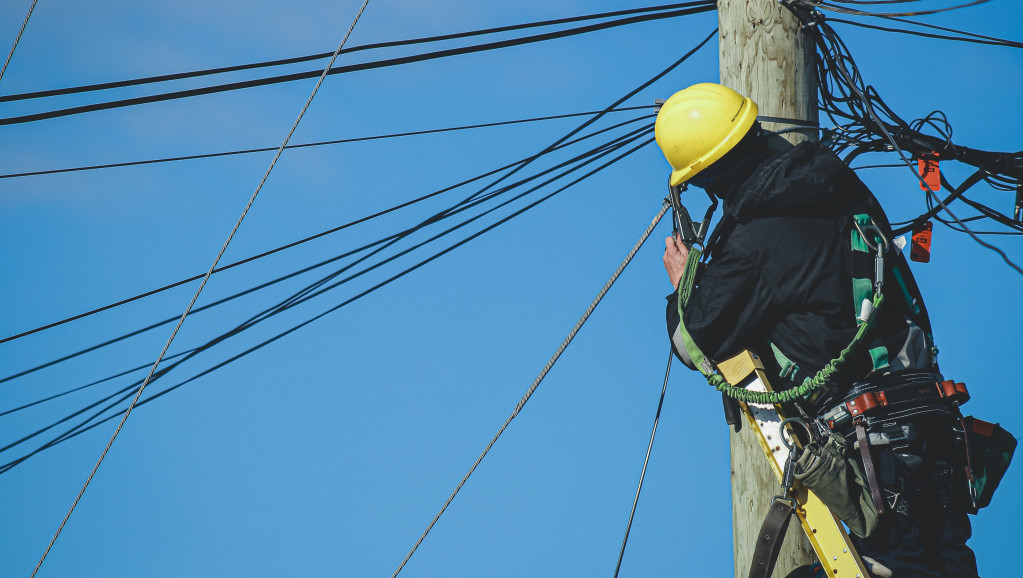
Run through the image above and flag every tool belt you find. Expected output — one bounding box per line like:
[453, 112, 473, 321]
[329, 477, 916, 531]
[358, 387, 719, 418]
[810, 371, 968, 522]
[818, 371, 962, 436]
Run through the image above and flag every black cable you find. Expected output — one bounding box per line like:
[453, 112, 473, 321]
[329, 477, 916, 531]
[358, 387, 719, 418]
[0, 121, 652, 402]
[829, 17, 1023, 48]
[0, 106, 651, 180]
[0, 128, 652, 463]
[891, 170, 986, 235]
[0, 135, 656, 475]
[439, 26, 716, 219]
[2, 27, 713, 473]
[867, 12, 1022, 46]
[950, 196, 1023, 234]
[0, 113, 653, 351]
[851, 163, 905, 170]
[0, 4, 715, 126]
[824, 1, 925, 4]
[613, 349, 672, 578]
[812, 0, 992, 18]
[0, 350, 192, 418]
[0, 2, 711, 103]
[793, 9, 1023, 274]
[3, 24, 713, 385]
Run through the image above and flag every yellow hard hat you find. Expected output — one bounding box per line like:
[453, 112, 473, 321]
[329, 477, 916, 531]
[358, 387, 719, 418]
[654, 83, 759, 187]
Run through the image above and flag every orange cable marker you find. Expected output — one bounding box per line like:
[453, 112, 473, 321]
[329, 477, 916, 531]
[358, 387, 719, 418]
[918, 152, 941, 192]
[911, 221, 932, 263]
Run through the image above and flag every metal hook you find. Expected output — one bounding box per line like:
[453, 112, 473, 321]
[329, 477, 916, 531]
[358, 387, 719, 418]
[851, 218, 889, 254]
[779, 417, 815, 452]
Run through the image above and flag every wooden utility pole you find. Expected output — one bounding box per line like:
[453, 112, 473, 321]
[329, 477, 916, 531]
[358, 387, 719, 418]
[717, 1, 819, 576]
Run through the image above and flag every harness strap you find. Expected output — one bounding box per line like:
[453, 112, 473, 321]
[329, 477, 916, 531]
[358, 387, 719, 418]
[747, 499, 796, 578]
[767, 212, 895, 388]
[673, 246, 719, 378]
[677, 261, 886, 404]
[677, 211, 891, 403]
[855, 420, 886, 516]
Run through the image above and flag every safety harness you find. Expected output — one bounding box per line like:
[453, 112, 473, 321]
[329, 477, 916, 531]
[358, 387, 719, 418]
[673, 211, 894, 405]
[672, 206, 940, 577]
[668, 183, 1014, 575]
[766, 213, 938, 396]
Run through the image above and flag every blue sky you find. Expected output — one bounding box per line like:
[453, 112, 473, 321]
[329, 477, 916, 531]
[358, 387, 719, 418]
[1, 1, 1020, 576]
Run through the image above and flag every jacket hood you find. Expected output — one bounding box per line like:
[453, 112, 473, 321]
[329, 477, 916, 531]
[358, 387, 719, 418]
[721, 141, 867, 222]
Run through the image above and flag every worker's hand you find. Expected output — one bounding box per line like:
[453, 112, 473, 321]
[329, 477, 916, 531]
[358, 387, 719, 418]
[663, 234, 689, 288]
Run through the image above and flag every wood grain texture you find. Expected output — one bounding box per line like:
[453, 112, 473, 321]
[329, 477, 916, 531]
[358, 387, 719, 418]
[719, 2, 819, 572]
[719, 0, 818, 145]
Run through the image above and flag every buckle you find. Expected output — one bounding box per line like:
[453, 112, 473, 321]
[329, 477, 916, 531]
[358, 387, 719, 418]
[845, 390, 889, 417]
[936, 380, 970, 406]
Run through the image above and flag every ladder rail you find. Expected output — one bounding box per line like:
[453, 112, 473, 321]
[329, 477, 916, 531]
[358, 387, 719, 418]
[718, 350, 869, 578]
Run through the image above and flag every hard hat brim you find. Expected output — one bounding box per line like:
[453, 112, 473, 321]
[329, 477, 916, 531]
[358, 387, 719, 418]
[668, 96, 758, 187]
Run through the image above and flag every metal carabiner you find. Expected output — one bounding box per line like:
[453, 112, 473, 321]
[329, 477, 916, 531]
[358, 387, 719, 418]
[666, 182, 701, 249]
[780, 417, 816, 451]
[851, 219, 889, 254]
[852, 219, 890, 294]
[776, 417, 815, 498]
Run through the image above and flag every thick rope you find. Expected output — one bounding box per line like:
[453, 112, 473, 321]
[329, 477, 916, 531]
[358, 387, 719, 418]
[0, 0, 39, 84]
[613, 348, 673, 577]
[29, 3, 372, 575]
[392, 203, 668, 577]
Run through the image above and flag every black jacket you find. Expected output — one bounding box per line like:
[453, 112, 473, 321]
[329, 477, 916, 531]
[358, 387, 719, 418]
[666, 141, 937, 398]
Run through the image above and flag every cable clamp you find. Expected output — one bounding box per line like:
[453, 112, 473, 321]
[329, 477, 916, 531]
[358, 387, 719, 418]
[800, 8, 826, 30]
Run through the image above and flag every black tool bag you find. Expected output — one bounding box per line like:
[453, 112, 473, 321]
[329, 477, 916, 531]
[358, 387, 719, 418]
[963, 416, 1016, 510]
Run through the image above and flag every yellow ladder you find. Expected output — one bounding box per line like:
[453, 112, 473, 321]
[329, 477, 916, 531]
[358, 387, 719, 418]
[718, 350, 870, 577]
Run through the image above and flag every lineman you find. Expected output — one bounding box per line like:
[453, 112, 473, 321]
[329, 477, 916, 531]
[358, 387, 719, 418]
[656, 83, 979, 577]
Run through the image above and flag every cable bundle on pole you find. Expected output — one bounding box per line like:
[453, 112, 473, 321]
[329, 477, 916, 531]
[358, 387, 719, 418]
[782, 1, 1023, 274]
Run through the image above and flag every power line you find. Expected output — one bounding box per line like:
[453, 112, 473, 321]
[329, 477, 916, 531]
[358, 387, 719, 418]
[0, 4, 715, 126]
[789, 6, 1023, 276]
[0, 106, 651, 180]
[0, 0, 39, 84]
[0, 122, 652, 415]
[3, 25, 714, 477]
[0, 134, 651, 462]
[0, 131, 657, 475]
[813, 0, 992, 18]
[0, 112, 653, 349]
[3, 24, 710, 391]
[830, 17, 1023, 48]
[3, 23, 710, 495]
[28, 3, 374, 575]
[0, 2, 712, 103]
[0, 119, 652, 435]
[613, 349, 672, 578]
[388, 26, 715, 573]
[392, 199, 668, 577]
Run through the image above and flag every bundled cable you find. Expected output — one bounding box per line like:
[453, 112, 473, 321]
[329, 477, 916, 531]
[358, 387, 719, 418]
[782, 1, 1023, 273]
[0, 2, 715, 125]
[0, 121, 657, 474]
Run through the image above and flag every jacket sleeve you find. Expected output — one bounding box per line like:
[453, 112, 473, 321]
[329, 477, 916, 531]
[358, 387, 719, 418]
[665, 245, 778, 369]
